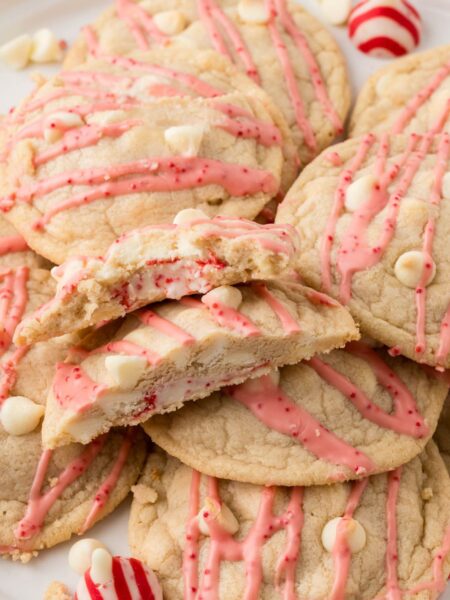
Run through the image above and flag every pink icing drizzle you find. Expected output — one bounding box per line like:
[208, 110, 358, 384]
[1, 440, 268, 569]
[307, 341, 428, 438]
[53, 363, 107, 411]
[184, 471, 303, 599]
[230, 374, 375, 475]
[213, 102, 282, 147]
[330, 478, 368, 600]
[15, 436, 106, 540]
[0, 345, 30, 404]
[252, 282, 300, 334]
[80, 429, 133, 533]
[138, 309, 195, 345]
[201, 294, 260, 337]
[384, 468, 402, 600]
[92, 340, 161, 365]
[116, 0, 168, 49]
[197, 0, 259, 83]
[0, 235, 28, 255]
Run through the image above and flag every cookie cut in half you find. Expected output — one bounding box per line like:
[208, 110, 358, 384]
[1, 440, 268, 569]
[0, 77, 285, 263]
[144, 342, 448, 486]
[277, 132, 450, 368]
[129, 444, 450, 600]
[64, 0, 351, 166]
[350, 45, 450, 137]
[42, 280, 358, 448]
[14, 211, 300, 346]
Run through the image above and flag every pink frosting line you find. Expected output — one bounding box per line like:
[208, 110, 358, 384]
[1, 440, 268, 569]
[230, 374, 375, 475]
[0, 345, 30, 404]
[53, 363, 107, 411]
[201, 294, 260, 337]
[0, 267, 29, 358]
[266, 0, 316, 155]
[116, 0, 168, 49]
[80, 430, 133, 533]
[409, 525, 450, 595]
[437, 305, 450, 366]
[384, 468, 402, 600]
[14, 436, 106, 540]
[138, 309, 195, 346]
[197, 0, 260, 84]
[92, 339, 161, 365]
[213, 102, 282, 147]
[415, 132, 450, 357]
[7, 157, 278, 230]
[0, 235, 28, 255]
[392, 58, 450, 134]
[330, 478, 368, 600]
[183, 469, 201, 600]
[252, 282, 300, 334]
[307, 341, 428, 438]
[321, 133, 376, 293]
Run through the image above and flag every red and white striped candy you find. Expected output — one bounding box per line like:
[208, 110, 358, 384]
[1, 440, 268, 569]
[348, 0, 422, 58]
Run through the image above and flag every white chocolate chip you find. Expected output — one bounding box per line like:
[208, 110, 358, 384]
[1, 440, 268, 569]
[321, 517, 366, 553]
[319, 0, 352, 25]
[237, 0, 269, 24]
[104, 355, 147, 389]
[90, 548, 113, 585]
[0, 34, 33, 70]
[131, 74, 167, 95]
[52, 256, 86, 285]
[202, 285, 243, 310]
[394, 251, 436, 289]
[443, 172, 450, 201]
[43, 111, 84, 143]
[164, 124, 205, 157]
[153, 10, 187, 35]
[197, 497, 239, 536]
[0, 396, 45, 436]
[345, 175, 378, 212]
[30, 29, 62, 63]
[68, 539, 109, 575]
[173, 208, 209, 225]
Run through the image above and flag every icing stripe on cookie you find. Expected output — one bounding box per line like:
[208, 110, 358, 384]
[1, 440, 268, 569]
[116, 0, 168, 49]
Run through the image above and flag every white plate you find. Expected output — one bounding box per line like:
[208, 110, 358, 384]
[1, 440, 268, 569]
[0, 0, 449, 597]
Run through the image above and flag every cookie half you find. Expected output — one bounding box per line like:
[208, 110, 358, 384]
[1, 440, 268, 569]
[350, 45, 450, 138]
[0, 79, 285, 263]
[14, 215, 300, 345]
[41, 280, 358, 448]
[64, 0, 351, 166]
[277, 133, 450, 368]
[129, 444, 450, 600]
[144, 342, 448, 486]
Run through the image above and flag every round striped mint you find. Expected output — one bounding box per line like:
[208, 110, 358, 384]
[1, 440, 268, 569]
[348, 0, 422, 58]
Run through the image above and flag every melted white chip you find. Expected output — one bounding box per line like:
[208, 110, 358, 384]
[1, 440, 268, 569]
[0, 34, 32, 70]
[164, 124, 205, 157]
[31, 29, 62, 63]
[322, 517, 366, 553]
[105, 355, 147, 389]
[69, 538, 109, 575]
[320, 0, 352, 25]
[173, 208, 209, 225]
[238, 0, 269, 24]
[90, 548, 113, 585]
[394, 250, 436, 289]
[202, 286, 243, 309]
[0, 396, 45, 435]
[198, 497, 239, 536]
[153, 10, 187, 35]
[345, 175, 378, 212]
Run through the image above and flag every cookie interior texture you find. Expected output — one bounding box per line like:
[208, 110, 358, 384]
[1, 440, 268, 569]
[129, 444, 450, 600]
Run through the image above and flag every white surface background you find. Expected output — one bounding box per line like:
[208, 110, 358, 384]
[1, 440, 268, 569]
[0, 0, 448, 598]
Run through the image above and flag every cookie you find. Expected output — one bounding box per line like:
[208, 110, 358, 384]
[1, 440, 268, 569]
[276, 132, 450, 368]
[350, 45, 450, 137]
[144, 342, 448, 486]
[0, 76, 285, 264]
[62, 46, 298, 192]
[41, 280, 359, 448]
[14, 212, 300, 346]
[64, 0, 351, 166]
[129, 444, 450, 599]
[0, 427, 146, 561]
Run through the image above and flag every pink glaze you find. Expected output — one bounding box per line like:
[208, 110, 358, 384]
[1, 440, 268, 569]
[200, 294, 260, 337]
[230, 375, 375, 474]
[15, 437, 106, 540]
[336, 132, 425, 303]
[271, 0, 343, 135]
[330, 479, 368, 600]
[252, 283, 300, 334]
[138, 309, 195, 346]
[197, 0, 260, 83]
[415, 132, 450, 356]
[306, 289, 340, 307]
[409, 526, 450, 595]
[321, 133, 376, 293]
[80, 430, 133, 533]
[392, 58, 450, 133]
[0, 345, 30, 403]
[326, 151, 343, 167]
[307, 341, 428, 438]
[53, 363, 107, 411]
[34, 119, 143, 166]
[116, 0, 168, 49]
[437, 304, 450, 366]
[384, 468, 402, 600]
[60, 70, 135, 89]
[184, 471, 303, 599]
[213, 102, 282, 147]
[0, 235, 27, 255]
[93, 340, 161, 365]
[0, 267, 29, 357]
[4, 157, 277, 229]
[83, 25, 101, 58]
[266, 0, 315, 155]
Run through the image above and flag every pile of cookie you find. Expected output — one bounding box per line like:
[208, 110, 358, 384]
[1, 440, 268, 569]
[0, 0, 449, 598]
